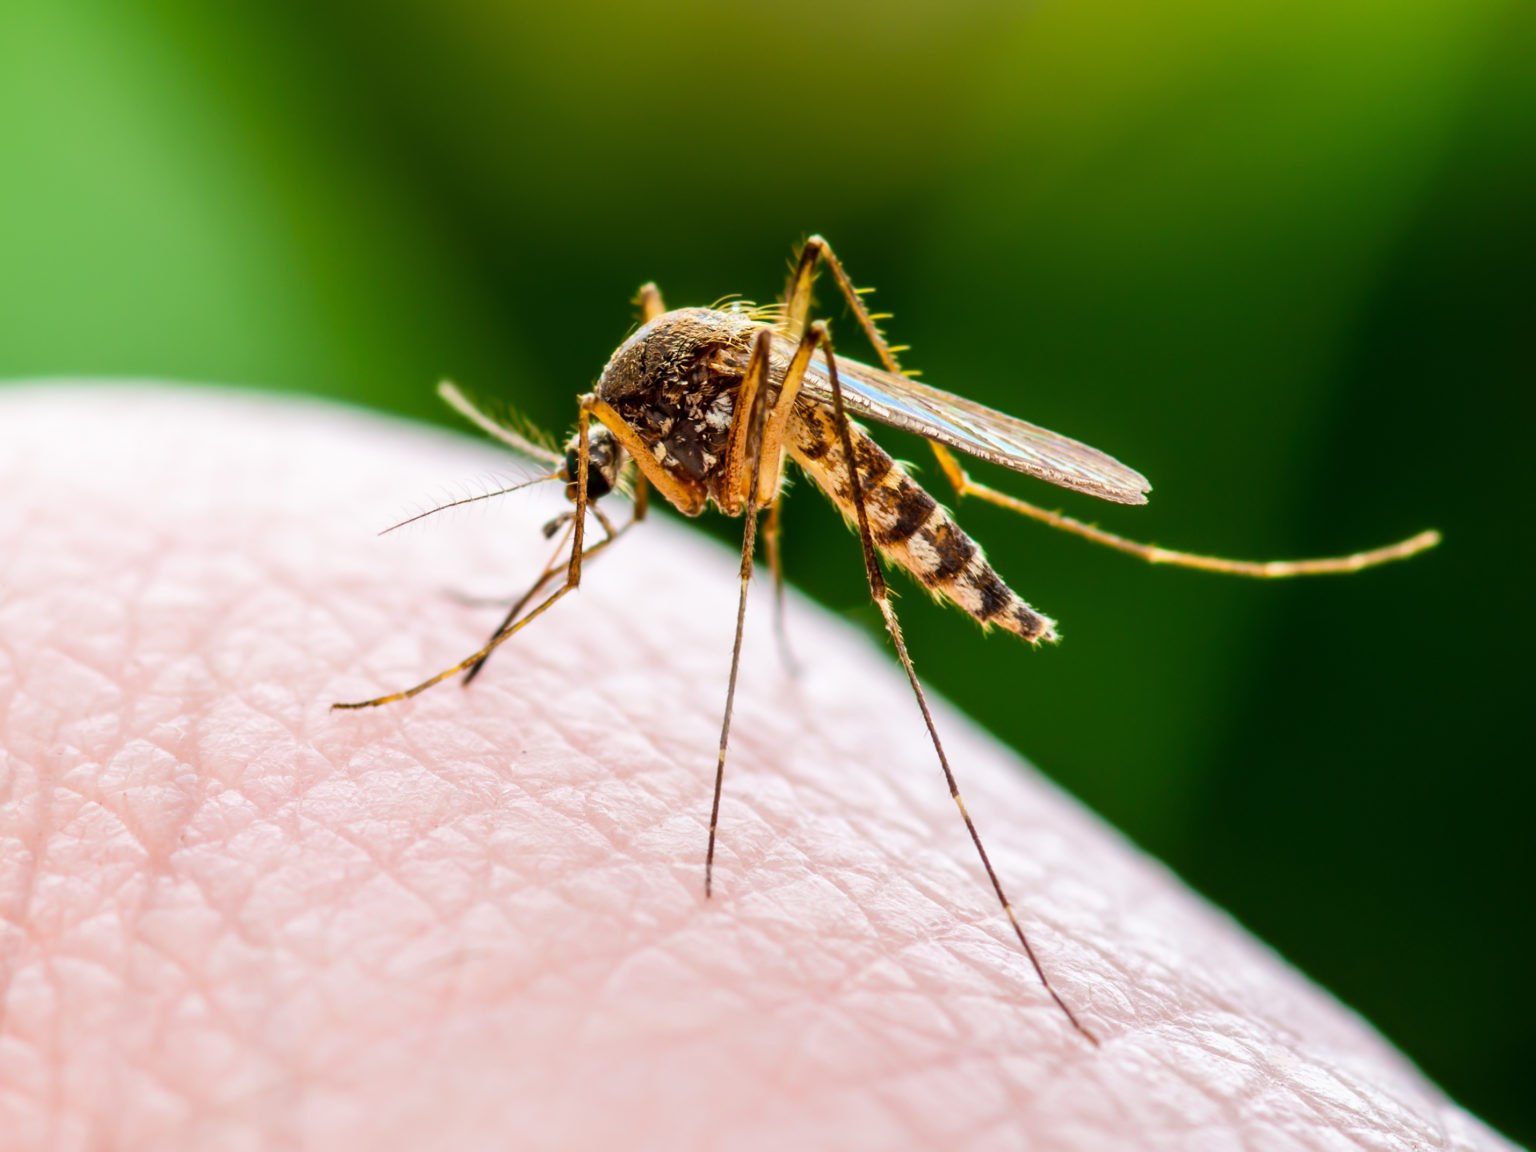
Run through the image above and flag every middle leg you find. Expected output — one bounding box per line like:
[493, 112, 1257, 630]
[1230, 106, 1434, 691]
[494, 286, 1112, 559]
[705, 316, 829, 889]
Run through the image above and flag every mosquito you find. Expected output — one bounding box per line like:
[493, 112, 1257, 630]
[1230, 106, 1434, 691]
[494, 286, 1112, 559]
[334, 236, 1440, 1045]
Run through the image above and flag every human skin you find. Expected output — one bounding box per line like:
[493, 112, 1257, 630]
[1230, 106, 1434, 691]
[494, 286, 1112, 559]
[0, 384, 1512, 1151]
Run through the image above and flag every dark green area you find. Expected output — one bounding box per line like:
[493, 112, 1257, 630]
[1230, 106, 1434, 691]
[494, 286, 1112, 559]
[3, 0, 1530, 1139]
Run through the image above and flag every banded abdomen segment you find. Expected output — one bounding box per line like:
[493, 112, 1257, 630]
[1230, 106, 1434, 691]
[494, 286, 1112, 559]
[786, 401, 1057, 643]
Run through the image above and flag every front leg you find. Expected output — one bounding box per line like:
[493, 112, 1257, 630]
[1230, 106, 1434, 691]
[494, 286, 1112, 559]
[636, 282, 667, 323]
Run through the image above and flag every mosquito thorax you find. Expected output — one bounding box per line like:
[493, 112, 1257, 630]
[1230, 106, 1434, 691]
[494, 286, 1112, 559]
[594, 307, 767, 498]
[595, 307, 761, 403]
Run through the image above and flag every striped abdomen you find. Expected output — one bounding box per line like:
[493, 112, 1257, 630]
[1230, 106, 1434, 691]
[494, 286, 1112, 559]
[786, 401, 1057, 643]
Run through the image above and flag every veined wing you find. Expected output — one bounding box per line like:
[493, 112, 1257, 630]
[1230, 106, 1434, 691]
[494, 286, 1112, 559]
[782, 341, 1151, 505]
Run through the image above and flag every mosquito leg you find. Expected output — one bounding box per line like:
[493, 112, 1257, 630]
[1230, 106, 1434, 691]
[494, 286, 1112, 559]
[332, 543, 588, 710]
[631, 469, 650, 524]
[333, 400, 599, 711]
[751, 322, 831, 668]
[820, 329, 1099, 1046]
[763, 497, 799, 675]
[939, 460, 1441, 577]
[460, 502, 639, 687]
[445, 590, 524, 610]
[782, 241, 992, 531]
[784, 235, 909, 375]
[705, 329, 778, 897]
[755, 322, 822, 504]
[637, 282, 667, 323]
[586, 396, 708, 516]
[720, 329, 775, 512]
[450, 519, 574, 615]
[465, 515, 587, 684]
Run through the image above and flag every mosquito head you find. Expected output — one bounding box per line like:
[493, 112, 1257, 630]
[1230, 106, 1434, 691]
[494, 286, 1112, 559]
[561, 424, 623, 504]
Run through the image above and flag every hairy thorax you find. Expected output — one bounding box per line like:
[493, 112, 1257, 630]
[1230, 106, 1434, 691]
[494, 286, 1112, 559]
[594, 308, 768, 511]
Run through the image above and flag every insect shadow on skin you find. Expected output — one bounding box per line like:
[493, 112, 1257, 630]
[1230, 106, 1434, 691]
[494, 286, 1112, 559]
[333, 236, 1441, 1046]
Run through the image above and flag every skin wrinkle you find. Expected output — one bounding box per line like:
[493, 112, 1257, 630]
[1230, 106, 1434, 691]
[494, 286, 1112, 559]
[0, 383, 1517, 1151]
[0, 753, 45, 1044]
[890, 1056, 1012, 1148]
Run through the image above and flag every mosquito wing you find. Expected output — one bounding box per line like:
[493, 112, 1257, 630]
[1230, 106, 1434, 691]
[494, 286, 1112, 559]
[785, 343, 1151, 505]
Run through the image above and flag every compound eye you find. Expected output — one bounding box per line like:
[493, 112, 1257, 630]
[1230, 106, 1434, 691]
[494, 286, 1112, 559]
[563, 446, 613, 501]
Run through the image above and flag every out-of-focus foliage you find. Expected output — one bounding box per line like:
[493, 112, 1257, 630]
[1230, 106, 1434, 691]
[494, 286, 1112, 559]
[3, 0, 1531, 1138]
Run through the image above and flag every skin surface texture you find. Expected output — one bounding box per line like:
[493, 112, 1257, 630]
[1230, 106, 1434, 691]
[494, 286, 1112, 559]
[0, 384, 1513, 1151]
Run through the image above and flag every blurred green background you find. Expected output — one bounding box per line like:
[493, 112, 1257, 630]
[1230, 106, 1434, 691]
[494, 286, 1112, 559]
[3, 0, 1531, 1139]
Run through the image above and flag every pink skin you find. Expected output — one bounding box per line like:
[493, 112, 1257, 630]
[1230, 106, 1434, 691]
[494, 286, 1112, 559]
[0, 384, 1510, 1150]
